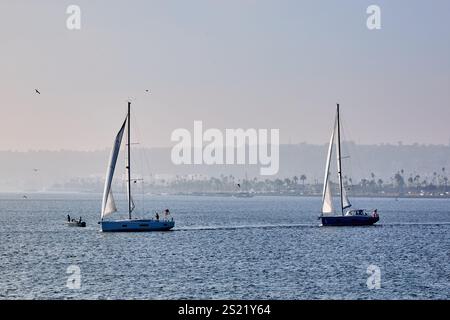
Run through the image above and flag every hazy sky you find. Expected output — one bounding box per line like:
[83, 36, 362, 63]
[1, 0, 449, 151]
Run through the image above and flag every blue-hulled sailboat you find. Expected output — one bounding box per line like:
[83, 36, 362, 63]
[320, 104, 379, 226]
[99, 102, 175, 232]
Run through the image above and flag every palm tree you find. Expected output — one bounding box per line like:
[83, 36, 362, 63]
[377, 179, 383, 190]
[407, 176, 414, 188]
[412, 175, 420, 191]
[359, 178, 369, 194]
[275, 179, 284, 191]
[394, 172, 405, 193]
[422, 178, 428, 187]
[300, 174, 307, 187]
[284, 178, 292, 188]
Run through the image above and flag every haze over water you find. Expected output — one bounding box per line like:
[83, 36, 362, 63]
[1, 0, 449, 151]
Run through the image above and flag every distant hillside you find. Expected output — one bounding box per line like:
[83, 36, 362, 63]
[0, 143, 449, 192]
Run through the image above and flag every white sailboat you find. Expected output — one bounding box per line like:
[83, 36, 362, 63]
[320, 104, 379, 226]
[100, 102, 175, 232]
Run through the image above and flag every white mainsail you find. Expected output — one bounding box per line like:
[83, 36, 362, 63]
[127, 183, 136, 214]
[103, 190, 117, 215]
[101, 118, 127, 219]
[322, 115, 337, 214]
[342, 185, 352, 210]
[124, 113, 136, 216]
[335, 111, 352, 210]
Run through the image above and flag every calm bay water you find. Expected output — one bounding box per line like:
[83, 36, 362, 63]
[0, 193, 449, 300]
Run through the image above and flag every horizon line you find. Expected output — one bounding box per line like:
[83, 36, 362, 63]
[1, 141, 450, 153]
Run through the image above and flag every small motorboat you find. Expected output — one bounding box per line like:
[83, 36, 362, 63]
[66, 218, 86, 227]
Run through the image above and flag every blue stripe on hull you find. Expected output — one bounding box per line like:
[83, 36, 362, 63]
[321, 216, 379, 226]
[101, 219, 175, 232]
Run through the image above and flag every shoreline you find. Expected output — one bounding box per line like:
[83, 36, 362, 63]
[1, 191, 449, 200]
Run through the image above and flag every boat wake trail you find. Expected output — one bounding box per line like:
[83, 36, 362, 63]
[174, 222, 450, 231]
[175, 223, 317, 232]
[379, 222, 450, 227]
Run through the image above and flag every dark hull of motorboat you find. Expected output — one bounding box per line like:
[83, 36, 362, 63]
[67, 221, 86, 227]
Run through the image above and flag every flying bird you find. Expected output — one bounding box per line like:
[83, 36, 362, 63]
[145, 89, 151, 94]
[33, 168, 39, 172]
[35, 89, 41, 95]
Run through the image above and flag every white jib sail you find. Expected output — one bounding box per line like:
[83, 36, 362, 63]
[322, 183, 334, 214]
[322, 115, 337, 214]
[101, 118, 127, 218]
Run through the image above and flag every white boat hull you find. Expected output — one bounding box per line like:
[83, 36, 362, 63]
[100, 219, 174, 232]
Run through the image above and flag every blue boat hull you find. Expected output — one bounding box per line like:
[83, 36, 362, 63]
[321, 215, 379, 226]
[101, 219, 175, 232]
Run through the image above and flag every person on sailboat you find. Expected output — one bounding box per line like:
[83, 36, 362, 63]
[164, 209, 170, 219]
[67, 214, 71, 222]
[155, 212, 160, 221]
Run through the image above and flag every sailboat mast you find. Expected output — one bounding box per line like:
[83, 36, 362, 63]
[127, 101, 132, 219]
[336, 103, 344, 216]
